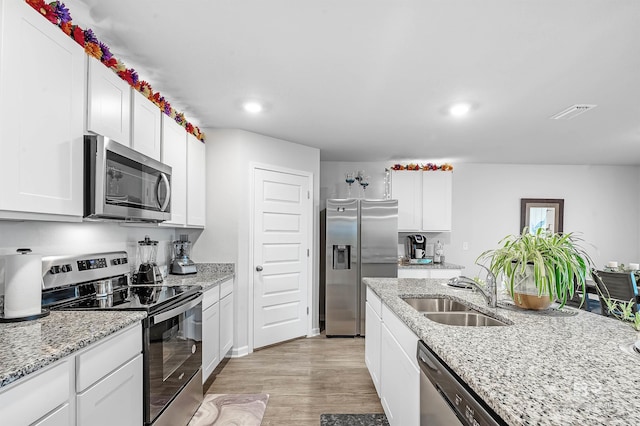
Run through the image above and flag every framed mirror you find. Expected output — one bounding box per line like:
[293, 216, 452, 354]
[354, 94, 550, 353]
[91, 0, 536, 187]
[520, 198, 564, 234]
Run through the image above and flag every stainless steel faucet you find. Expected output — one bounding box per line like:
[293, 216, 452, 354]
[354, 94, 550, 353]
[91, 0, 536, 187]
[448, 264, 498, 308]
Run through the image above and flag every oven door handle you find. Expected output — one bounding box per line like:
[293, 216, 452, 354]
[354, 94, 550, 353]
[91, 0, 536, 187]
[151, 294, 202, 324]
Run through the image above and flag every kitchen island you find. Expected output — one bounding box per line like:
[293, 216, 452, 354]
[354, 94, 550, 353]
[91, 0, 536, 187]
[365, 277, 640, 425]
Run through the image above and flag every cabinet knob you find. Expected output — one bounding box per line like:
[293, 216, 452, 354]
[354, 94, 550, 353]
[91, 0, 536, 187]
[256, 265, 263, 272]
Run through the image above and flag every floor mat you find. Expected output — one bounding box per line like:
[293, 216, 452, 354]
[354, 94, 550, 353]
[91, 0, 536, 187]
[189, 394, 269, 426]
[320, 413, 390, 426]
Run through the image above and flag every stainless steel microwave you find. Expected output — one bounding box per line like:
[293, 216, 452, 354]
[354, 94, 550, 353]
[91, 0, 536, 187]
[84, 135, 172, 222]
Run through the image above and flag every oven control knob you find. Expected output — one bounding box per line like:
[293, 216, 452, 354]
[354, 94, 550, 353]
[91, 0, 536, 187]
[50, 265, 61, 274]
[192, 344, 196, 354]
[61, 264, 72, 273]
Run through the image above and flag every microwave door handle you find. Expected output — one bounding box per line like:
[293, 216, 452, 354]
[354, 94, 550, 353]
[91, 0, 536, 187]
[157, 172, 171, 212]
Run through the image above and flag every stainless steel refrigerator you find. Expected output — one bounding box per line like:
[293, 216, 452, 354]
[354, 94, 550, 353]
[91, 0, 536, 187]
[324, 199, 398, 336]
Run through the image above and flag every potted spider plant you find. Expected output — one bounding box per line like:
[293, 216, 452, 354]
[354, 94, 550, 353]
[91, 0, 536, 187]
[476, 228, 593, 310]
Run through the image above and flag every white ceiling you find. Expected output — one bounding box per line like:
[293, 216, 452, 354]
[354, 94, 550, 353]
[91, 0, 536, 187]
[68, 0, 640, 164]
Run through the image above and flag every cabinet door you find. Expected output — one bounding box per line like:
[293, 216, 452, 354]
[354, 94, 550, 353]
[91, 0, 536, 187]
[87, 57, 131, 146]
[131, 90, 161, 160]
[364, 302, 382, 396]
[187, 133, 206, 227]
[380, 324, 420, 426]
[76, 354, 143, 426]
[391, 171, 422, 231]
[33, 403, 72, 426]
[0, 0, 84, 218]
[422, 172, 452, 231]
[161, 116, 187, 226]
[202, 302, 220, 383]
[220, 293, 234, 359]
[0, 359, 71, 426]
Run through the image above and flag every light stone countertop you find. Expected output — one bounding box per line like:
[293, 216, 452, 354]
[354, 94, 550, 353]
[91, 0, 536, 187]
[398, 261, 464, 270]
[0, 310, 146, 389]
[163, 263, 235, 291]
[364, 277, 640, 426]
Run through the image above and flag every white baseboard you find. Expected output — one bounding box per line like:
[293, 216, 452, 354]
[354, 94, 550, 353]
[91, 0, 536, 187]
[231, 345, 249, 358]
[309, 328, 321, 337]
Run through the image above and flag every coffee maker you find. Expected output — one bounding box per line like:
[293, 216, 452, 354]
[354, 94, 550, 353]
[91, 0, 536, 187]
[170, 235, 197, 275]
[406, 234, 427, 262]
[133, 236, 163, 285]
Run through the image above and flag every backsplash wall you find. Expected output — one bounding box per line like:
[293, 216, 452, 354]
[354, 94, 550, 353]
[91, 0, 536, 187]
[0, 220, 180, 294]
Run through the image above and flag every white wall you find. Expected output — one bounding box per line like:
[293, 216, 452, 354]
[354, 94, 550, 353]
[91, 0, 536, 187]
[194, 129, 320, 356]
[321, 161, 640, 275]
[0, 221, 177, 293]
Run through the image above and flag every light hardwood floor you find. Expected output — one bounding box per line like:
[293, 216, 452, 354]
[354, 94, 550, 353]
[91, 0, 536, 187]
[205, 334, 384, 425]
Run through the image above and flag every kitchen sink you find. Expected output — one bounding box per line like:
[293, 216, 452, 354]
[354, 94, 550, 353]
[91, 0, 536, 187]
[424, 312, 508, 327]
[402, 297, 473, 313]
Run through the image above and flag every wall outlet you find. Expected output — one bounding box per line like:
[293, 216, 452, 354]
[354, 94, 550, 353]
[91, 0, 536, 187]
[462, 242, 469, 251]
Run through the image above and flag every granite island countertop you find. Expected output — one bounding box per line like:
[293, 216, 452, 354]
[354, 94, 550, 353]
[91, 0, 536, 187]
[163, 263, 234, 291]
[364, 277, 640, 426]
[0, 310, 146, 389]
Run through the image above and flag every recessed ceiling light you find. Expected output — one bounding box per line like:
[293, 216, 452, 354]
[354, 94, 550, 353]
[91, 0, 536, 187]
[449, 103, 471, 117]
[243, 101, 263, 113]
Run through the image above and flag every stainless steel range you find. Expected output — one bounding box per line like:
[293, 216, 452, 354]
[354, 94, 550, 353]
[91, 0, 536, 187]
[41, 251, 203, 426]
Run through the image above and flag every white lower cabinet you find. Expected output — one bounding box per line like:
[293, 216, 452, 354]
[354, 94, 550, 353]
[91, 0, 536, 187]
[220, 278, 234, 358]
[202, 284, 221, 383]
[0, 358, 72, 425]
[365, 288, 420, 426]
[0, 323, 142, 426]
[365, 288, 382, 396]
[397, 268, 461, 279]
[76, 354, 143, 426]
[33, 403, 72, 426]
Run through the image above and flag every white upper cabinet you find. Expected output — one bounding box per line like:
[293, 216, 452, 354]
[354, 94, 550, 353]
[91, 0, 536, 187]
[421, 171, 452, 232]
[391, 171, 453, 232]
[186, 134, 206, 227]
[161, 116, 187, 226]
[131, 90, 161, 160]
[0, 0, 84, 220]
[87, 57, 131, 146]
[391, 171, 422, 231]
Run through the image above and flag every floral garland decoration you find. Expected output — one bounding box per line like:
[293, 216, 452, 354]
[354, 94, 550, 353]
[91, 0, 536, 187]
[390, 163, 453, 171]
[25, 0, 205, 142]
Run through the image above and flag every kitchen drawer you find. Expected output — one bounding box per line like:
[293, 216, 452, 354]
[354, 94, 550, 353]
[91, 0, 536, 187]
[366, 286, 382, 317]
[76, 324, 142, 392]
[203, 283, 220, 310]
[0, 359, 71, 425]
[220, 278, 233, 298]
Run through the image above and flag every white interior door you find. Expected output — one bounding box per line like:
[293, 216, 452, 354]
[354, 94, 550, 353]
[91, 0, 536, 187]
[253, 167, 310, 349]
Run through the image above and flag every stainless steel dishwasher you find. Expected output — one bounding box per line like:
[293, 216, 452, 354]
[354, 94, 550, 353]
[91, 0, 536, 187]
[417, 340, 506, 426]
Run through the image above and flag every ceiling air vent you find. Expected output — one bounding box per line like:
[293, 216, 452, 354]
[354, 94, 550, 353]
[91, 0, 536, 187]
[549, 104, 597, 120]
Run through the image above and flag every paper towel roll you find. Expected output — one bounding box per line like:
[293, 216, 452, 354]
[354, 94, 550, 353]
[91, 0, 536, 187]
[4, 250, 42, 318]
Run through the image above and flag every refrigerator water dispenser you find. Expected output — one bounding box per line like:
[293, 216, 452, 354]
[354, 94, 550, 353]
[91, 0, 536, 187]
[332, 245, 351, 270]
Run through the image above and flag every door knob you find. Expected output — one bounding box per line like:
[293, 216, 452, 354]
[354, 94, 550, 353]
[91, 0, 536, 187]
[256, 265, 263, 272]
